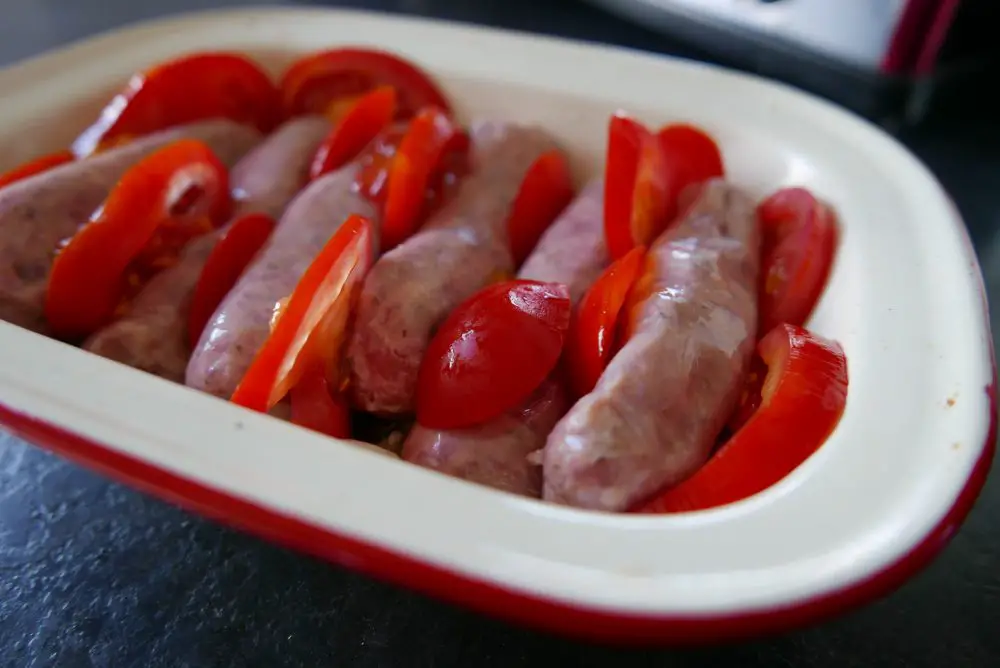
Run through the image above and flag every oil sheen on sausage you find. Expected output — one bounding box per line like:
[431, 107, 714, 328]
[83, 117, 330, 381]
[348, 121, 560, 415]
[0, 119, 262, 335]
[541, 179, 761, 512]
[185, 162, 378, 398]
[400, 181, 605, 496]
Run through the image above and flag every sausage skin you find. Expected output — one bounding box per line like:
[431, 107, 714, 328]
[400, 181, 605, 496]
[541, 179, 761, 512]
[347, 121, 561, 415]
[185, 162, 377, 398]
[83, 117, 330, 381]
[0, 120, 262, 335]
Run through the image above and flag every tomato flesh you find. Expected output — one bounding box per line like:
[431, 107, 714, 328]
[309, 86, 397, 180]
[188, 212, 276, 349]
[72, 52, 281, 157]
[280, 48, 450, 121]
[416, 280, 572, 430]
[507, 150, 576, 267]
[564, 246, 646, 399]
[633, 323, 849, 513]
[46, 140, 230, 339]
[231, 214, 376, 412]
[290, 366, 352, 439]
[657, 123, 725, 196]
[757, 187, 839, 335]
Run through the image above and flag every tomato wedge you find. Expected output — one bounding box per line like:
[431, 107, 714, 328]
[757, 188, 839, 335]
[72, 52, 280, 158]
[381, 107, 468, 250]
[604, 113, 671, 260]
[280, 48, 450, 121]
[507, 150, 576, 266]
[657, 123, 725, 194]
[633, 324, 848, 513]
[416, 280, 571, 430]
[564, 246, 646, 399]
[289, 365, 352, 439]
[0, 150, 74, 189]
[188, 212, 277, 349]
[231, 214, 376, 412]
[308, 86, 397, 180]
[46, 140, 230, 340]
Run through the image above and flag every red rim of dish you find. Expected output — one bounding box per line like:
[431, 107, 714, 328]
[0, 370, 993, 645]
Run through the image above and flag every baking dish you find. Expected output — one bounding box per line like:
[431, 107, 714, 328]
[0, 7, 993, 644]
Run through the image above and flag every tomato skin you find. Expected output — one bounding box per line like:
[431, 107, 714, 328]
[656, 123, 725, 195]
[757, 187, 839, 335]
[0, 150, 74, 189]
[290, 366, 352, 439]
[308, 86, 397, 181]
[72, 53, 280, 158]
[507, 150, 576, 267]
[231, 215, 376, 412]
[604, 113, 672, 261]
[564, 246, 646, 399]
[188, 213, 277, 349]
[416, 280, 572, 430]
[280, 48, 450, 121]
[633, 323, 849, 513]
[45, 140, 230, 340]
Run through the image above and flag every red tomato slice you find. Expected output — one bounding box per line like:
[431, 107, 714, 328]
[231, 214, 376, 412]
[604, 113, 671, 260]
[188, 212, 277, 349]
[46, 140, 230, 339]
[280, 48, 450, 121]
[633, 323, 849, 513]
[507, 150, 576, 266]
[0, 150, 74, 189]
[308, 86, 397, 180]
[725, 354, 769, 434]
[416, 280, 572, 430]
[564, 246, 646, 399]
[757, 188, 839, 335]
[72, 53, 281, 158]
[657, 123, 725, 192]
[381, 107, 468, 250]
[290, 365, 352, 439]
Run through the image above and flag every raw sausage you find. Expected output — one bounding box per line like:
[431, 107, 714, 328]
[348, 121, 560, 415]
[83, 117, 330, 381]
[400, 181, 605, 496]
[541, 179, 761, 511]
[185, 162, 377, 398]
[0, 119, 261, 334]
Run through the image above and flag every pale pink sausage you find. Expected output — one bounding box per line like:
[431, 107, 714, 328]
[185, 162, 377, 398]
[348, 121, 560, 415]
[0, 120, 261, 335]
[541, 180, 761, 512]
[83, 117, 330, 381]
[400, 182, 605, 496]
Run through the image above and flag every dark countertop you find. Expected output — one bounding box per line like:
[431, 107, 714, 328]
[1, 1, 998, 666]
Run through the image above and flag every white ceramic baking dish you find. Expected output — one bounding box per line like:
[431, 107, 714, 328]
[0, 7, 994, 644]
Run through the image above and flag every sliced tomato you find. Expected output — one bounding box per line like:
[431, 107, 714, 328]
[757, 188, 839, 335]
[0, 150, 74, 189]
[604, 113, 671, 260]
[507, 150, 576, 266]
[633, 324, 849, 513]
[725, 354, 769, 433]
[308, 86, 397, 181]
[380, 107, 468, 250]
[188, 212, 277, 349]
[354, 123, 408, 203]
[280, 48, 450, 121]
[231, 215, 376, 412]
[657, 123, 725, 193]
[563, 246, 646, 399]
[72, 53, 280, 158]
[45, 140, 230, 340]
[290, 365, 352, 439]
[416, 280, 572, 430]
